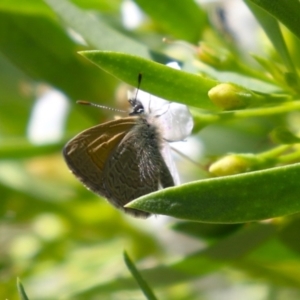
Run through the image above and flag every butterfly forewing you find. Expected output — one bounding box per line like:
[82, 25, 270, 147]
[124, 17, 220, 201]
[63, 117, 138, 198]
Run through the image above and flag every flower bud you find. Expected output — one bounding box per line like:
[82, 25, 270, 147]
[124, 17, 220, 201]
[209, 154, 258, 176]
[208, 83, 262, 110]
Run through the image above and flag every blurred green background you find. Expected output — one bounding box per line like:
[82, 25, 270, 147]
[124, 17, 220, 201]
[2, 0, 300, 299]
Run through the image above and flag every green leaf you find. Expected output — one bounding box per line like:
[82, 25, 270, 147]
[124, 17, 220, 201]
[80, 50, 218, 109]
[0, 139, 64, 159]
[244, 0, 296, 73]
[17, 278, 30, 300]
[278, 215, 300, 253]
[173, 224, 275, 274]
[44, 0, 161, 60]
[246, 0, 300, 42]
[127, 163, 300, 223]
[270, 126, 300, 144]
[0, 53, 34, 136]
[235, 236, 300, 287]
[0, 10, 115, 102]
[123, 251, 158, 300]
[134, 0, 207, 43]
[0, 0, 119, 14]
[171, 221, 241, 240]
[0, 0, 54, 15]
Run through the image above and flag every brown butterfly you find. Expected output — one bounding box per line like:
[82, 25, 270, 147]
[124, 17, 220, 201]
[63, 76, 175, 218]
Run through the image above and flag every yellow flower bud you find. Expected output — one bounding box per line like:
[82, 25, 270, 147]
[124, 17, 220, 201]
[209, 154, 257, 176]
[208, 83, 262, 110]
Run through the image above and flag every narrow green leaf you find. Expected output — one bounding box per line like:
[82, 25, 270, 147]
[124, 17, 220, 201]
[17, 278, 30, 300]
[0, 139, 64, 159]
[245, 0, 296, 73]
[278, 215, 300, 253]
[0, 0, 117, 14]
[0, 0, 54, 15]
[123, 251, 158, 300]
[171, 222, 241, 240]
[247, 0, 300, 42]
[270, 126, 300, 144]
[134, 0, 206, 42]
[44, 0, 162, 60]
[127, 163, 300, 223]
[235, 259, 300, 288]
[0, 11, 114, 102]
[201, 223, 275, 260]
[80, 50, 218, 109]
[0, 54, 34, 136]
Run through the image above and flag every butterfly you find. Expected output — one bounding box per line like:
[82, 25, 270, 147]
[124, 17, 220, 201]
[63, 74, 193, 218]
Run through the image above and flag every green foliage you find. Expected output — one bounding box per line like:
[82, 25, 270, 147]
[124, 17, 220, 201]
[17, 279, 30, 300]
[79, 50, 217, 108]
[123, 251, 158, 300]
[129, 163, 300, 222]
[1, 0, 300, 299]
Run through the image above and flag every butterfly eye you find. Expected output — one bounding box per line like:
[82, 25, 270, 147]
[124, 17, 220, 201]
[129, 99, 144, 115]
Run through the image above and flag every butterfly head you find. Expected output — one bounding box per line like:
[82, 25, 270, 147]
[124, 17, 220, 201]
[128, 98, 145, 116]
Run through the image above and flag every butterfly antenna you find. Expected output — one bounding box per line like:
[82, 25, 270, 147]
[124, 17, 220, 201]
[76, 100, 126, 113]
[134, 73, 143, 100]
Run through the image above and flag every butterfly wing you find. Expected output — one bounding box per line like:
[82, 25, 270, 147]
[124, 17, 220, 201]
[63, 117, 137, 199]
[103, 117, 174, 217]
[63, 116, 174, 218]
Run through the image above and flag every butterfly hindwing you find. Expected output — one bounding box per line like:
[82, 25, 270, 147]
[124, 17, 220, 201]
[103, 117, 174, 217]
